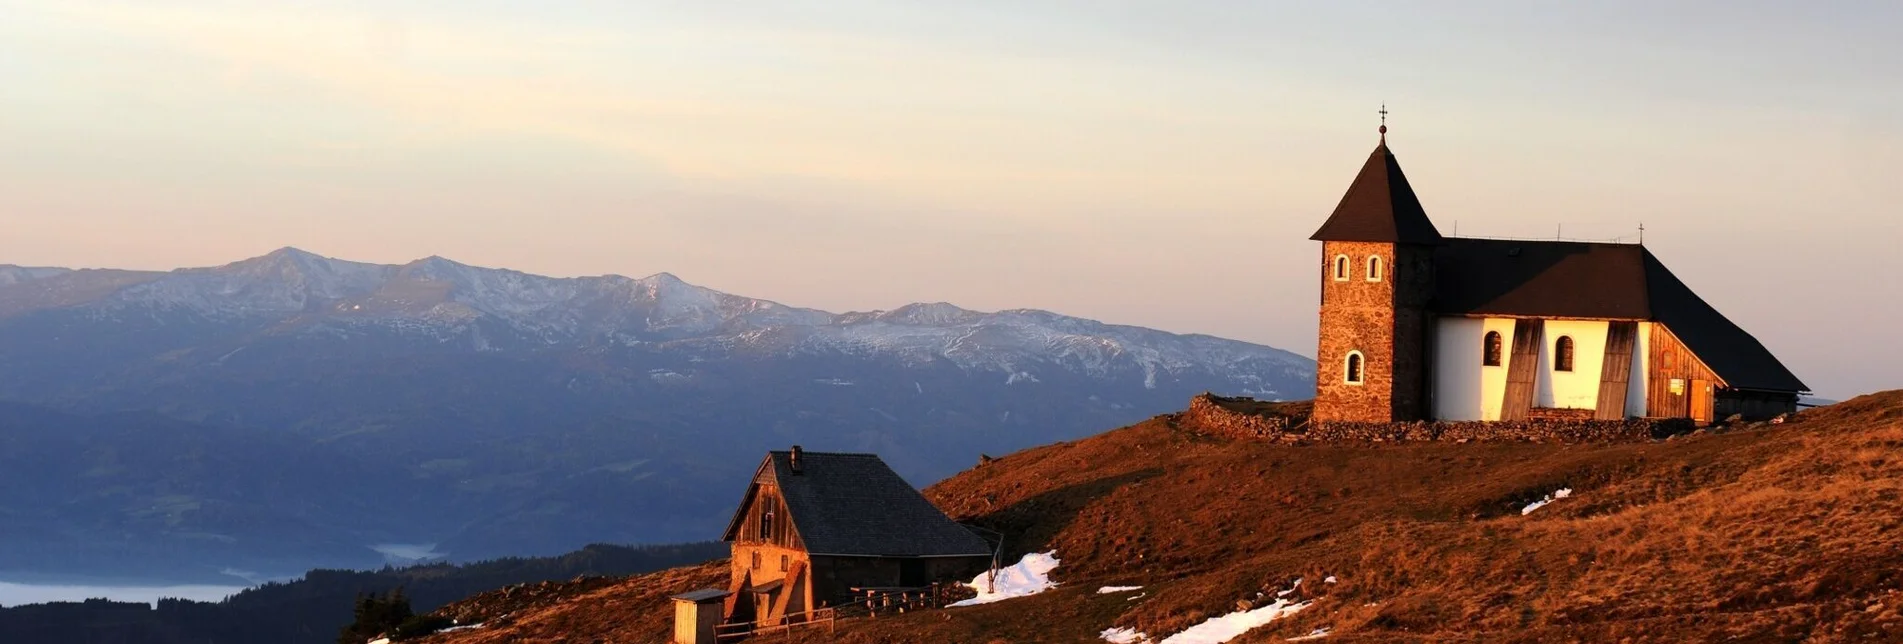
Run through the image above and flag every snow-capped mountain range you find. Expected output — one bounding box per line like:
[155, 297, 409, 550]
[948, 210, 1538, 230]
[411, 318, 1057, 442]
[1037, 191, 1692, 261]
[1, 247, 1306, 393]
[0, 248, 1312, 579]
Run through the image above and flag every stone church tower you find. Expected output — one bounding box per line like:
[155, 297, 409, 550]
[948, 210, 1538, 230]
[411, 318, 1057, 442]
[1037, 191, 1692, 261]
[1310, 126, 1443, 423]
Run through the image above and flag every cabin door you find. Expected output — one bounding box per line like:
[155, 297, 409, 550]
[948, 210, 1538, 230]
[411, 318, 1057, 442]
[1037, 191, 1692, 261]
[1690, 380, 1715, 425]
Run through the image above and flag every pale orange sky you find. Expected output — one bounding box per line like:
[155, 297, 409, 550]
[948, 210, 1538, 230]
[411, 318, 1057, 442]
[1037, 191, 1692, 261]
[1, 1, 1898, 398]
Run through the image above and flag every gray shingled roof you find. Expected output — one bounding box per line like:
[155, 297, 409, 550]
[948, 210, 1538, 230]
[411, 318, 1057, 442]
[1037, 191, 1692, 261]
[1309, 142, 1446, 245]
[671, 588, 731, 603]
[1432, 238, 1807, 393]
[726, 451, 993, 558]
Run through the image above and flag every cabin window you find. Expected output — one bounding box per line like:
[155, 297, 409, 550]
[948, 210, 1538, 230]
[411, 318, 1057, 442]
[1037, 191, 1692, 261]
[1366, 255, 1385, 282]
[759, 510, 774, 541]
[1555, 336, 1575, 372]
[1332, 255, 1350, 281]
[780, 554, 789, 572]
[751, 551, 761, 569]
[1344, 351, 1365, 385]
[1484, 331, 1503, 367]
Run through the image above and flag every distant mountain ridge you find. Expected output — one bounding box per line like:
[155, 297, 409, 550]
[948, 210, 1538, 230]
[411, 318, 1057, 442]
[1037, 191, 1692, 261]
[0, 248, 1312, 579]
[0, 248, 1295, 393]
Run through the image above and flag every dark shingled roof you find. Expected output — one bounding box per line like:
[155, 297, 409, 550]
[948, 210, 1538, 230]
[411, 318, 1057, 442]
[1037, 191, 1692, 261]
[724, 451, 992, 558]
[1433, 238, 1807, 393]
[1310, 142, 1445, 245]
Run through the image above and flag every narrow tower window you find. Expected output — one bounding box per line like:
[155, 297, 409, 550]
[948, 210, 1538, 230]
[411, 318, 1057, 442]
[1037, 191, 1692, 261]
[1332, 255, 1350, 281]
[1344, 351, 1365, 385]
[1483, 331, 1503, 367]
[1366, 255, 1385, 282]
[1555, 336, 1575, 372]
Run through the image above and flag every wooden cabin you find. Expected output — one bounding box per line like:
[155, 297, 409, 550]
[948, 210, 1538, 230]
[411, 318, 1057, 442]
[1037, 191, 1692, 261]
[719, 447, 993, 626]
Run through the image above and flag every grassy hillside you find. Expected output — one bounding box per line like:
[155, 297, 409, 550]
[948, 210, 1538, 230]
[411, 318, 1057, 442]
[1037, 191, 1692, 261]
[420, 391, 1903, 643]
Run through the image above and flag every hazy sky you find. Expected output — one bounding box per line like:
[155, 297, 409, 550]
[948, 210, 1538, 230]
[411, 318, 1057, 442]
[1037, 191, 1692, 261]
[1, 1, 1897, 398]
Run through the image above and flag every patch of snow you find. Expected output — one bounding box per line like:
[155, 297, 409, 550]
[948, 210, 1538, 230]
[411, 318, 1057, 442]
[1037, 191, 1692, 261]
[1287, 627, 1331, 641]
[1277, 578, 1302, 596]
[1103, 626, 1153, 644]
[948, 551, 1059, 607]
[1324, 576, 1338, 584]
[1156, 595, 1311, 644]
[1129, 593, 1147, 601]
[1521, 488, 1574, 515]
[814, 378, 855, 386]
[1098, 586, 1144, 594]
[1006, 371, 1041, 384]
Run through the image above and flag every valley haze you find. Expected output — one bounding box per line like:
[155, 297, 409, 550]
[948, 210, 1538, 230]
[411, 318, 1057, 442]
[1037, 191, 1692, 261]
[0, 248, 1313, 586]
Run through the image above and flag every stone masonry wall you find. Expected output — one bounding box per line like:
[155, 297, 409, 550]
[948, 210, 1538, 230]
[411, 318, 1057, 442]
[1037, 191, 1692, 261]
[1389, 245, 1436, 420]
[1314, 241, 1437, 423]
[1315, 241, 1399, 423]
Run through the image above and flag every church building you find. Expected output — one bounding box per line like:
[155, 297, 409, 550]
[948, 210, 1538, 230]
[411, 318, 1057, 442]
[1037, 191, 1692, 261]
[1310, 123, 1806, 425]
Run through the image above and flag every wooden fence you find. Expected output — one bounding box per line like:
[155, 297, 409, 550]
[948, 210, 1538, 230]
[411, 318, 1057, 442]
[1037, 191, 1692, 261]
[712, 584, 953, 641]
[712, 607, 836, 642]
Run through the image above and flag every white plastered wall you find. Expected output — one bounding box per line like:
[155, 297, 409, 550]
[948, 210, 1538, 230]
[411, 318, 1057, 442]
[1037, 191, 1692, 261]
[1535, 320, 1609, 410]
[1432, 316, 1519, 421]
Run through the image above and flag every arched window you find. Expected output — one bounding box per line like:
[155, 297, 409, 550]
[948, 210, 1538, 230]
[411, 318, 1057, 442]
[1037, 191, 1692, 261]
[1366, 255, 1385, 282]
[1555, 336, 1575, 372]
[1344, 351, 1365, 385]
[759, 509, 774, 541]
[1483, 331, 1503, 366]
[1332, 255, 1350, 281]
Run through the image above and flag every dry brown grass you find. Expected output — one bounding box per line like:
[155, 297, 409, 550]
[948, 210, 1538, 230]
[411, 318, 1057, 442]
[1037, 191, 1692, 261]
[412, 561, 726, 644]
[428, 391, 1903, 643]
[819, 391, 1903, 643]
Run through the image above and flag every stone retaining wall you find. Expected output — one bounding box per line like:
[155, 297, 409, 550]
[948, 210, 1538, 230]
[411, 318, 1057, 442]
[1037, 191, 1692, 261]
[1180, 393, 1694, 444]
[1303, 417, 1694, 443]
[1182, 394, 1291, 439]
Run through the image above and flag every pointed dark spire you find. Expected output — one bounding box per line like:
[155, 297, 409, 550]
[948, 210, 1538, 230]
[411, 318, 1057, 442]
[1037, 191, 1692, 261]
[1309, 127, 1444, 245]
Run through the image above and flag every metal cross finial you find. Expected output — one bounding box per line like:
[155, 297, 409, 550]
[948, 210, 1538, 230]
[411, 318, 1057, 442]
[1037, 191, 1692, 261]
[1378, 103, 1388, 140]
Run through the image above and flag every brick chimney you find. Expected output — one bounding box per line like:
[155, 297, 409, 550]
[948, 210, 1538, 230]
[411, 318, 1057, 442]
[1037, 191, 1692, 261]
[790, 445, 804, 474]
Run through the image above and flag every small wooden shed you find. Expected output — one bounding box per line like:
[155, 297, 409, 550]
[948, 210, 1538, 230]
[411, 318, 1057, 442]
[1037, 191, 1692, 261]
[669, 588, 730, 644]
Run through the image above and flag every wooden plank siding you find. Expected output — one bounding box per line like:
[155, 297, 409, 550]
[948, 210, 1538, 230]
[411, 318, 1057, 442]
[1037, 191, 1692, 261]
[732, 483, 804, 551]
[1594, 321, 1638, 420]
[1498, 319, 1543, 421]
[1645, 324, 1721, 420]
